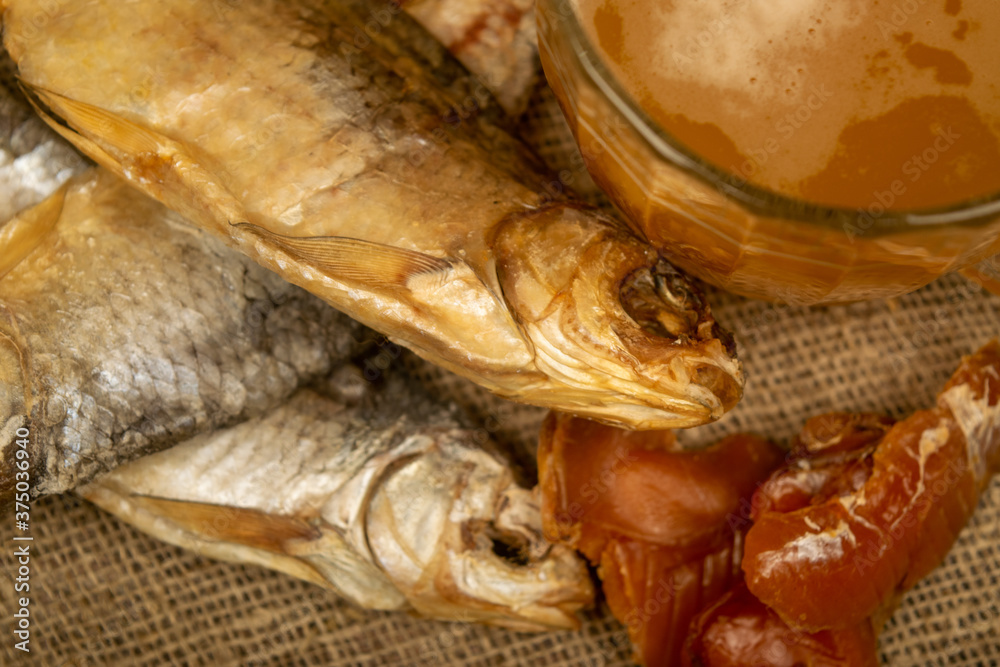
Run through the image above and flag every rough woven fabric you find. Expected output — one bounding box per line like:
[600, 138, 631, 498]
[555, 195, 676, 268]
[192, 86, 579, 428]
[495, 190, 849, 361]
[2, 73, 999, 667]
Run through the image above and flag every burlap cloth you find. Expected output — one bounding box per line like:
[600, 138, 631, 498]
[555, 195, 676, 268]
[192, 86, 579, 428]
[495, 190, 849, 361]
[2, 77, 999, 666]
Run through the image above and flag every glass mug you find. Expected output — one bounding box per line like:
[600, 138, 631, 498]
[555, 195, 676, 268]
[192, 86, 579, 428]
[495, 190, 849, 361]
[536, 0, 1000, 305]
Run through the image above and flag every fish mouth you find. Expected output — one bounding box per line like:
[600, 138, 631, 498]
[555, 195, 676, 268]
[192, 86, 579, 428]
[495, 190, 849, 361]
[449, 485, 596, 631]
[492, 205, 744, 429]
[364, 429, 594, 631]
[618, 258, 743, 411]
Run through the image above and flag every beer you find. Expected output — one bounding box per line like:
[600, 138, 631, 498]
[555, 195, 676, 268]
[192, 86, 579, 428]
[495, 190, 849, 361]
[574, 0, 1000, 210]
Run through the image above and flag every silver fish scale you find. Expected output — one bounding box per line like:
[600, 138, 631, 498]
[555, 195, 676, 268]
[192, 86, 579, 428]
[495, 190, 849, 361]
[128, 378, 464, 515]
[0, 55, 373, 501]
[0, 0, 745, 430]
[0, 170, 373, 499]
[0, 53, 87, 221]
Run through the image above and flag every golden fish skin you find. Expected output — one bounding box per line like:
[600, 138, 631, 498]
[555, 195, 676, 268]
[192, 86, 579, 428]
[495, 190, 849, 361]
[0, 169, 372, 505]
[81, 370, 594, 632]
[400, 0, 539, 116]
[1, 0, 743, 430]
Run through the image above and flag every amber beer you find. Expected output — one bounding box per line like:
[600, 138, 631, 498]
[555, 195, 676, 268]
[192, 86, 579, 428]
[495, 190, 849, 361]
[573, 0, 1000, 213]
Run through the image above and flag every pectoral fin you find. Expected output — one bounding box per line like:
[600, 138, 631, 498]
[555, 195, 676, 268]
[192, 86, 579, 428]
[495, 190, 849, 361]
[126, 495, 319, 554]
[233, 222, 452, 288]
[0, 181, 68, 280]
[23, 84, 250, 238]
[22, 83, 162, 156]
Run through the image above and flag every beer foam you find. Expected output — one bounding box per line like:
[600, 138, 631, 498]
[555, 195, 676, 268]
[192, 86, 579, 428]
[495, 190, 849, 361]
[645, 0, 863, 105]
[574, 0, 1000, 209]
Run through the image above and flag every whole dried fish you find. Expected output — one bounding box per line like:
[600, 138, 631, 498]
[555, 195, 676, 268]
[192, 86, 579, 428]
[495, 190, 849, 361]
[0, 168, 371, 504]
[81, 370, 594, 631]
[1, 0, 743, 429]
[400, 0, 539, 116]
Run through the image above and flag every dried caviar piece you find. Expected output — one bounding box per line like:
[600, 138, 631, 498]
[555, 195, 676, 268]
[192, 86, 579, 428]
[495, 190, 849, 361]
[539, 412, 782, 665]
[682, 583, 878, 667]
[743, 340, 1000, 631]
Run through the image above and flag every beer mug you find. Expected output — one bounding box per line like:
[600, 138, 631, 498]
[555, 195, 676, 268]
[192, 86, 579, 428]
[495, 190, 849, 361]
[537, 0, 1000, 304]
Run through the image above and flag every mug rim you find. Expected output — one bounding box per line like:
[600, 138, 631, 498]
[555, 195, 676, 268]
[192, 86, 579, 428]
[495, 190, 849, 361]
[540, 0, 1000, 234]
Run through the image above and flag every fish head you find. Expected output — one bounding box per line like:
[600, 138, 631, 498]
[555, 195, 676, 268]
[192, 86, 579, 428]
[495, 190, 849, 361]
[364, 428, 594, 631]
[491, 205, 743, 429]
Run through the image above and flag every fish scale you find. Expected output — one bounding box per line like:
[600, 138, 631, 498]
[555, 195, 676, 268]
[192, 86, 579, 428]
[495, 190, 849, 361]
[0, 63, 87, 222]
[0, 165, 373, 503]
[0, 31, 592, 629]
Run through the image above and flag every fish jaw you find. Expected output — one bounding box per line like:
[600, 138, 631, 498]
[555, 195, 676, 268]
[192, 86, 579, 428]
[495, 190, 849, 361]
[12, 84, 733, 431]
[491, 205, 744, 429]
[364, 432, 594, 631]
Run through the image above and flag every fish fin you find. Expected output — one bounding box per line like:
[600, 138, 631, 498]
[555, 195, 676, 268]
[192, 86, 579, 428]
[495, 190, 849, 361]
[21, 83, 161, 155]
[233, 222, 452, 287]
[23, 90, 139, 178]
[24, 85, 249, 238]
[0, 180, 68, 280]
[126, 495, 320, 554]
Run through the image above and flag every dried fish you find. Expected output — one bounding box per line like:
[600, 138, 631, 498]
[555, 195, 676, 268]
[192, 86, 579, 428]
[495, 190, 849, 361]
[81, 370, 594, 631]
[0, 168, 372, 504]
[400, 0, 539, 116]
[1, 0, 743, 429]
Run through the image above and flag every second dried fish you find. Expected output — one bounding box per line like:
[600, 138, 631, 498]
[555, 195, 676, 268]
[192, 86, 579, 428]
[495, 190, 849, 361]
[82, 371, 594, 631]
